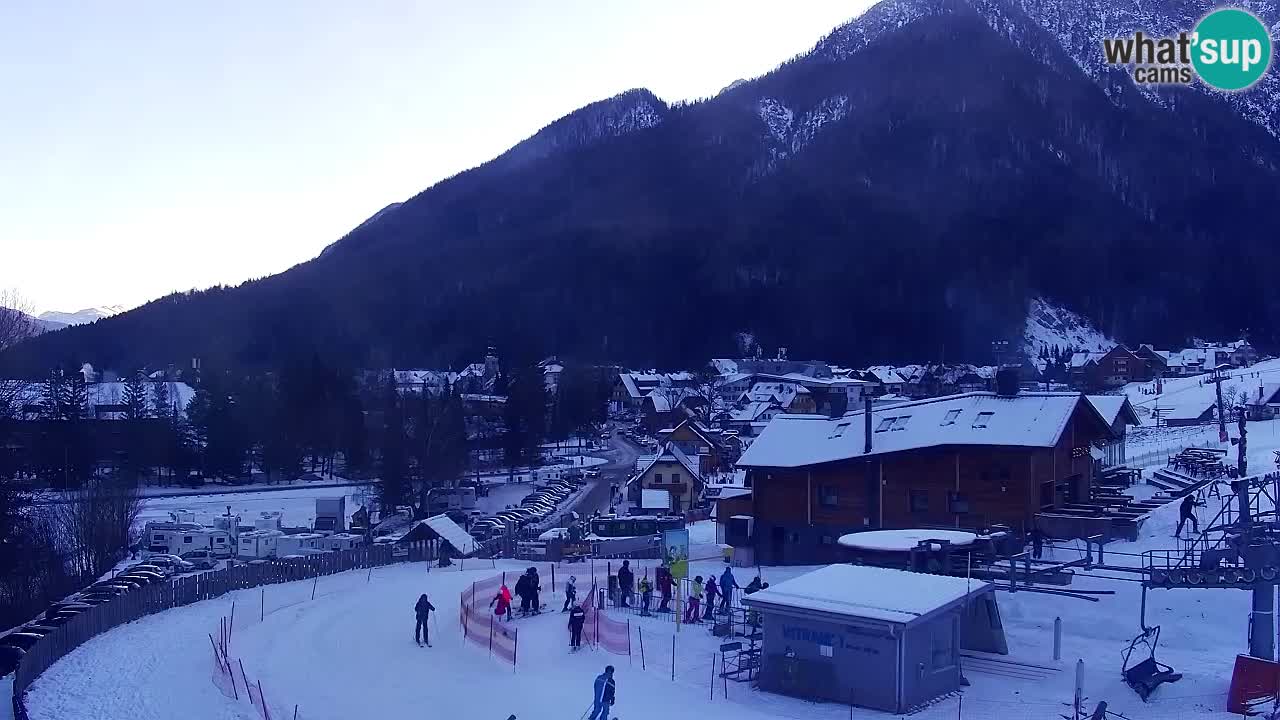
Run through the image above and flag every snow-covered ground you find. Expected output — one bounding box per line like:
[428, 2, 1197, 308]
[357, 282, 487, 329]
[1023, 297, 1114, 355]
[21, 511, 1257, 720]
[1124, 357, 1280, 421]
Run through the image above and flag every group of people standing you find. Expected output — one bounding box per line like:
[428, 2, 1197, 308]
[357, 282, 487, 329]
[611, 560, 754, 623]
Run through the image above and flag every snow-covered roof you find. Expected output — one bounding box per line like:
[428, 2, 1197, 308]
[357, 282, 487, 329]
[710, 359, 739, 375]
[649, 387, 699, 413]
[742, 564, 992, 625]
[1069, 352, 1102, 368]
[708, 486, 752, 500]
[394, 369, 454, 386]
[838, 529, 976, 552]
[422, 513, 477, 556]
[635, 442, 702, 482]
[728, 401, 775, 423]
[1156, 351, 1185, 367]
[1160, 400, 1217, 421]
[738, 392, 1095, 468]
[866, 366, 908, 385]
[1086, 395, 1140, 428]
[1253, 383, 1280, 405]
[717, 372, 753, 386]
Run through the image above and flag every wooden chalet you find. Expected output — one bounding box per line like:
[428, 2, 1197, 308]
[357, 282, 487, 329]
[735, 389, 1111, 565]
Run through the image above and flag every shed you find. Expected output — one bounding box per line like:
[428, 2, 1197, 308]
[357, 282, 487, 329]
[742, 564, 997, 713]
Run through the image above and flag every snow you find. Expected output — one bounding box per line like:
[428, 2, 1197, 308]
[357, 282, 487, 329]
[838, 529, 977, 552]
[36, 306, 124, 326]
[744, 564, 991, 625]
[1023, 297, 1114, 355]
[1085, 394, 1135, 427]
[16, 529, 1264, 720]
[739, 391, 1083, 468]
[421, 514, 477, 555]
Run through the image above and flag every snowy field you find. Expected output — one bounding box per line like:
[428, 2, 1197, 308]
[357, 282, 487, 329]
[20, 512, 1259, 720]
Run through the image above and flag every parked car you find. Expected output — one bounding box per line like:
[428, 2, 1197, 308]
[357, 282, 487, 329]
[44, 601, 93, 620]
[128, 563, 173, 577]
[0, 632, 43, 652]
[144, 555, 196, 573]
[180, 549, 218, 570]
[118, 570, 163, 586]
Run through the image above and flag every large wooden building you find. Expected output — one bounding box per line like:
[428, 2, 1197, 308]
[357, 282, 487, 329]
[736, 390, 1111, 565]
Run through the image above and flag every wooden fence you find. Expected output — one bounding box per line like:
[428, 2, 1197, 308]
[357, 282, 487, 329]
[12, 541, 435, 717]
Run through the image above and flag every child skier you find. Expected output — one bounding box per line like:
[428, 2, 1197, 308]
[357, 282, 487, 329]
[568, 604, 587, 650]
[491, 585, 513, 622]
[638, 576, 653, 616]
[562, 575, 578, 612]
[703, 576, 718, 621]
[684, 576, 703, 624]
[657, 567, 672, 612]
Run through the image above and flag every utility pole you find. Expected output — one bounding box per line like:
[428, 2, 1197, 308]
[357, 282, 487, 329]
[1214, 366, 1228, 444]
[1239, 411, 1248, 477]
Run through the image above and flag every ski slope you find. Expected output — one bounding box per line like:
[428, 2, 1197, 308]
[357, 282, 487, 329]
[1124, 357, 1280, 420]
[20, 511, 1257, 720]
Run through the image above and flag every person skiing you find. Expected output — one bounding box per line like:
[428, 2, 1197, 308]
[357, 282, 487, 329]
[719, 566, 738, 613]
[657, 567, 673, 612]
[562, 575, 578, 612]
[703, 575, 719, 621]
[529, 567, 542, 613]
[514, 571, 532, 614]
[491, 585, 513, 622]
[617, 560, 634, 607]
[684, 576, 704, 623]
[744, 575, 763, 595]
[414, 593, 436, 646]
[638, 576, 653, 616]
[1176, 494, 1204, 537]
[568, 604, 587, 650]
[589, 665, 616, 720]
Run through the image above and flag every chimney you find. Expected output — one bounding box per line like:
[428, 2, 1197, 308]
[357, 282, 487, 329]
[864, 394, 874, 455]
[996, 367, 1020, 397]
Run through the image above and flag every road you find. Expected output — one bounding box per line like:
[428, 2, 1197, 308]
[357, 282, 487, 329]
[570, 432, 646, 518]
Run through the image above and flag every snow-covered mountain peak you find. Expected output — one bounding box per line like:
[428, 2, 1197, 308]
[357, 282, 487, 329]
[811, 0, 1280, 136]
[495, 88, 668, 171]
[38, 306, 124, 326]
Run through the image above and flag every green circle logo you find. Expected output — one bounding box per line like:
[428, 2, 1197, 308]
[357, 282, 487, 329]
[1192, 8, 1273, 91]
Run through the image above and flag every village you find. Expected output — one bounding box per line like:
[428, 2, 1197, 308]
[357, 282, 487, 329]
[6, 329, 1280, 720]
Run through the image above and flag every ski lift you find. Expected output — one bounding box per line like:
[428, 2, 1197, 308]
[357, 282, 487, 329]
[1121, 626, 1183, 701]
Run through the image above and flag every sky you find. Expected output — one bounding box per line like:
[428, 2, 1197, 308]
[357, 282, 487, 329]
[0, 1, 873, 316]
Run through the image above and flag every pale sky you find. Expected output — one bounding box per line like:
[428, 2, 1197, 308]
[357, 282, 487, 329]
[0, 1, 871, 315]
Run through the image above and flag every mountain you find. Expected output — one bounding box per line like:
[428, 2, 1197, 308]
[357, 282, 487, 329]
[4, 0, 1279, 376]
[37, 306, 124, 327]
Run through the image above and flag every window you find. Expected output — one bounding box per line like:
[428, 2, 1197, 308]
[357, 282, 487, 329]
[671, 472, 680, 485]
[889, 415, 911, 431]
[910, 489, 929, 512]
[947, 492, 969, 514]
[940, 409, 962, 426]
[971, 411, 994, 428]
[819, 535, 836, 545]
[875, 417, 895, 432]
[654, 473, 663, 484]
[818, 485, 838, 508]
[216, 538, 225, 544]
[183, 536, 193, 544]
[829, 422, 851, 439]
[152, 534, 164, 542]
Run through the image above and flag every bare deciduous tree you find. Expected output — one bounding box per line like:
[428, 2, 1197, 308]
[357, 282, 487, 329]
[0, 289, 39, 420]
[51, 477, 142, 579]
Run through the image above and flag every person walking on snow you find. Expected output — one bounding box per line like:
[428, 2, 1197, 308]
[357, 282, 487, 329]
[617, 560, 634, 607]
[1176, 494, 1204, 537]
[589, 665, 616, 720]
[562, 575, 578, 612]
[638, 576, 653, 616]
[719, 566, 738, 613]
[703, 576, 719, 620]
[684, 576, 704, 623]
[491, 585, 513, 622]
[568, 604, 587, 650]
[415, 593, 436, 646]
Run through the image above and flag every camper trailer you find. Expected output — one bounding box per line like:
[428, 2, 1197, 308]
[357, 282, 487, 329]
[237, 530, 284, 559]
[276, 532, 327, 556]
[318, 533, 364, 551]
[144, 521, 233, 558]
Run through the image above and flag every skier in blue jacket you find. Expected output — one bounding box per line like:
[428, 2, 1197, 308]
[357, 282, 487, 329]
[589, 665, 616, 720]
[719, 566, 738, 613]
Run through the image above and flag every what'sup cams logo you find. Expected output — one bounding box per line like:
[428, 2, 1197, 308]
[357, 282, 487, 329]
[1102, 7, 1273, 91]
